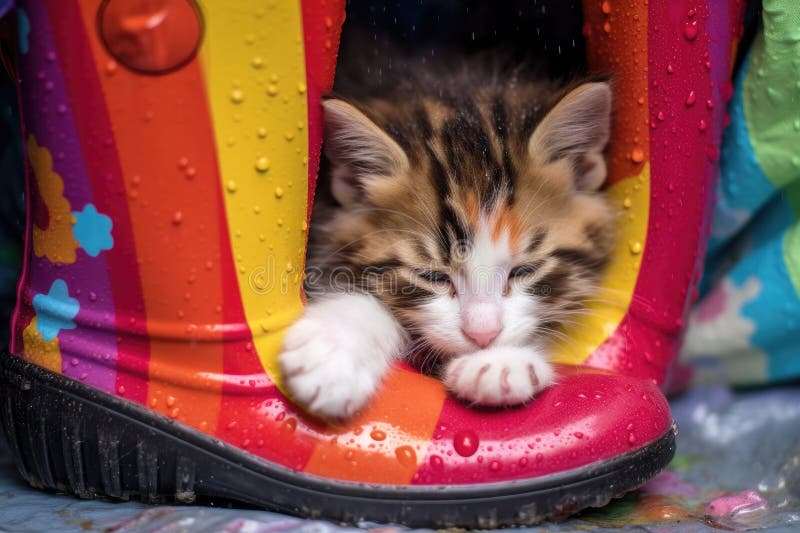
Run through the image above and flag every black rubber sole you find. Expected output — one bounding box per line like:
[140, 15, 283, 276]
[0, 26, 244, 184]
[0, 351, 676, 528]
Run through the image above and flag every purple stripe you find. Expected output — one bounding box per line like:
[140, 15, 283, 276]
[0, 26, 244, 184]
[20, 0, 117, 392]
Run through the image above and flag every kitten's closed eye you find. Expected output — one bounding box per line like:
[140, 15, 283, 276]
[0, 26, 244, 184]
[508, 261, 546, 280]
[416, 270, 451, 285]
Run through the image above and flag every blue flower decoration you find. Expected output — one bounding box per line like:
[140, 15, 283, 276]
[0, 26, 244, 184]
[16, 8, 30, 55]
[33, 279, 79, 341]
[72, 204, 114, 257]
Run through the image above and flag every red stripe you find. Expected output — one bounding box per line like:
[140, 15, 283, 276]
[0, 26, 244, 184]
[300, 0, 346, 215]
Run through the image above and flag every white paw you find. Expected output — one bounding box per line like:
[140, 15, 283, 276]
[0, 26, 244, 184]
[279, 294, 404, 419]
[443, 346, 554, 406]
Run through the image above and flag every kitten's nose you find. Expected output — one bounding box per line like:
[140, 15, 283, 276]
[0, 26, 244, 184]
[462, 302, 503, 348]
[462, 327, 502, 348]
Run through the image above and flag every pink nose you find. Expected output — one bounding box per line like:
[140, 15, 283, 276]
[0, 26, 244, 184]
[462, 327, 502, 348]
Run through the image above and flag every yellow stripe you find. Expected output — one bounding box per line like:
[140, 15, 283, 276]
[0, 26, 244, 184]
[199, 1, 309, 386]
[553, 166, 650, 364]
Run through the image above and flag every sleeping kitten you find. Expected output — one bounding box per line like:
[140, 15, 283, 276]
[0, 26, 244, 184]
[279, 56, 616, 419]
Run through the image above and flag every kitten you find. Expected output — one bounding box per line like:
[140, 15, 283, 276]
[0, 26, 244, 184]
[279, 54, 616, 419]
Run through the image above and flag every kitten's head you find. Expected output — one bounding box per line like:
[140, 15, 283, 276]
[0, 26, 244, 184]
[318, 81, 616, 360]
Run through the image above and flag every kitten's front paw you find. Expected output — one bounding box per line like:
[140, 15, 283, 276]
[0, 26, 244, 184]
[443, 346, 554, 406]
[279, 315, 382, 420]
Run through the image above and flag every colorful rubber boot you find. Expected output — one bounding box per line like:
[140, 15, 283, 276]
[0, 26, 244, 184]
[0, 0, 742, 527]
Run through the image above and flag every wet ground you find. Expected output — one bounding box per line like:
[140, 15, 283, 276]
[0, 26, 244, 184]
[0, 382, 798, 532]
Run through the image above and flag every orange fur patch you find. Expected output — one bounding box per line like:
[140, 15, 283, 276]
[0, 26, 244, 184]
[490, 206, 524, 253]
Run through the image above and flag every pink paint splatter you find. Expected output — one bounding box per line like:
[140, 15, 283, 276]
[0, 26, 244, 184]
[705, 489, 768, 517]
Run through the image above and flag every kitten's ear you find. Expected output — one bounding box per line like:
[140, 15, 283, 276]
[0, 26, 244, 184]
[528, 82, 612, 191]
[323, 99, 409, 207]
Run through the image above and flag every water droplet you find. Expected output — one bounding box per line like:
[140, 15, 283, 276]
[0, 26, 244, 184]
[699, 119, 707, 132]
[117, 385, 126, 395]
[88, 291, 97, 302]
[370, 429, 386, 441]
[170, 407, 179, 418]
[601, 0, 611, 14]
[253, 205, 261, 214]
[656, 111, 666, 121]
[395, 446, 417, 467]
[251, 56, 263, 69]
[267, 84, 279, 96]
[489, 460, 502, 472]
[172, 211, 183, 225]
[226, 180, 238, 193]
[255, 157, 270, 173]
[603, 21, 611, 33]
[793, 119, 800, 131]
[297, 81, 307, 94]
[230, 89, 244, 104]
[666, 63, 674, 74]
[629, 241, 643, 255]
[274, 187, 284, 198]
[453, 430, 479, 457]
[685, 91, 697, 106]
[684, 21, 698, 41]
[282, 418, 297, 433]
[623, 197, 632, 208]
[687, 8, 696, 18]
[631, 147, 645, 163]
[573, 431, 584, 439]
[429, 454, 443, 468]
[628, 433, 637, 444]
[166, 395, 176, 407]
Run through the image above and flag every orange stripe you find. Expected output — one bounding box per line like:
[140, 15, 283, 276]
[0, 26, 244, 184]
[583, 0, 650, 185]
[303, 365, 445, 483]
[76, 0, 224, 431]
